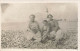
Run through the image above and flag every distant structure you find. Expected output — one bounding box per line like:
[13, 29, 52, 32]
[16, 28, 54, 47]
[46, 8, 49, 15]
[45, 8, 68, 22]
[64, 19, 67, 21]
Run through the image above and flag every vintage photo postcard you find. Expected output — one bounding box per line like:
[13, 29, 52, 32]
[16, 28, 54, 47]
[1, 0, 80, 51]
[1, 3, 78, 49]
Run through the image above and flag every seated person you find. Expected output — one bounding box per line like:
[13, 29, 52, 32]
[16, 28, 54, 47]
[41, 20, 50, 43]
[47, 14, 63, 47]
[27, 14, 41, 42]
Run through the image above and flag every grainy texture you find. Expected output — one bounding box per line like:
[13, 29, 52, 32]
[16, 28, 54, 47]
[1, 3, 78, 49]
[1, 21, 78, 49]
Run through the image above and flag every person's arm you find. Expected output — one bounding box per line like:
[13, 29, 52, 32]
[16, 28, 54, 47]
[41, 26, 44, 36]
[46, 25, 50, 35]
[54, 20, 59, 32]
[27, 23, 31, 31]
[36, 22, 41, 32]
[43, 25, 50, 36]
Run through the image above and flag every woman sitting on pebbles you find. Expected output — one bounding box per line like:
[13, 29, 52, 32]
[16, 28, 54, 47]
[27, 14, 41, 42]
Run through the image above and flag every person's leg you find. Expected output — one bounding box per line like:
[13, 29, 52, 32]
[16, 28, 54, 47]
[33, 31, 41, 42]
[49, 31, 56, 40]
[41, 31, 48, 43]
[54, 29, 63, 47]
[55, 29, 63, 41]
[26, 31, 35, 41]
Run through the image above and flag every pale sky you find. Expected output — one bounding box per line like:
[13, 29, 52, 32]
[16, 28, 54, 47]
[1, 3, 78, 23]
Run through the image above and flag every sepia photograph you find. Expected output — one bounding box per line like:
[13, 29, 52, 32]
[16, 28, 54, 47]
[1, 3, 78, 49]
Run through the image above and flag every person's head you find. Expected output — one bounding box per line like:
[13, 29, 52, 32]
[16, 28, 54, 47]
[29, 14, 35, 22]
[43, 20, 48, 25]
[47, 14, 53, 21]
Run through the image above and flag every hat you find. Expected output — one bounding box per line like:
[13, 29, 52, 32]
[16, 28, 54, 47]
[30, 14, 35, 18]
[47, 14, 53, 18]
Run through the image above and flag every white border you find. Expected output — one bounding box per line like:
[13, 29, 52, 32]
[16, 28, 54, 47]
[0, 0, 78, 2]
[0, 2, 1, 51]
[0, 0, 79, 51]
[78, 1, 80, 51]
[0, 0, 78, 3]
